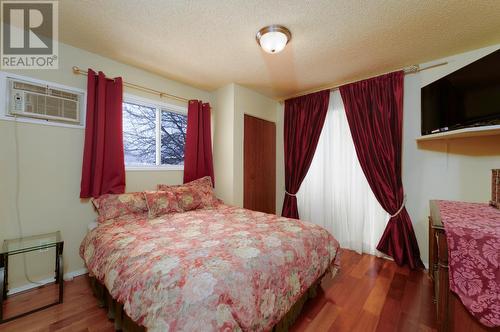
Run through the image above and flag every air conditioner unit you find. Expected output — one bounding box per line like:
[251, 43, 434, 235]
[8, 79, 82, 124]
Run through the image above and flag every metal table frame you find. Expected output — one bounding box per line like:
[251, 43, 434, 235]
[0, 233, 64, 323]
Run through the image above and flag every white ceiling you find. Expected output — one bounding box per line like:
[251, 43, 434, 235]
[59, 0, 500, 99]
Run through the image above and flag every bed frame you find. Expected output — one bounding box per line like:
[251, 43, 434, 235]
[88, 272, 328, 332]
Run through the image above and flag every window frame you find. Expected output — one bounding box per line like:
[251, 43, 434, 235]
[123, 93, 187, 171]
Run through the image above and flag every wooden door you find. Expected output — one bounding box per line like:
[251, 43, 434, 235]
[244, 115, 276, 214]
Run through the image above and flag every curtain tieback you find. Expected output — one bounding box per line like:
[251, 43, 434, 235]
[390, 195, 407, 218]
[285, 190, 296, 197]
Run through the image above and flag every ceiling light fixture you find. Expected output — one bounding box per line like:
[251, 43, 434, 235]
[256, 25, 291, 54]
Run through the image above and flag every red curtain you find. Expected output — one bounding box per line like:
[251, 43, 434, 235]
[80, 69, 125, 198]
[339, 71, 423, 269]
[282, 90, 330, 219]
[183, 100, 215, 185]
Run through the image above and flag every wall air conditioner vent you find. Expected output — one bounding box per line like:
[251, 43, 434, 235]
[8, 78, 83, 125]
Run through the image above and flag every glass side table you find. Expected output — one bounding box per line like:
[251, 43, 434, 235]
[0, 231, 64, 323]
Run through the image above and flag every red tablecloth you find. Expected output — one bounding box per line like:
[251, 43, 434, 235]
[438, 200, 499, 327]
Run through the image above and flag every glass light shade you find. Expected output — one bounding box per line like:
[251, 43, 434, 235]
[259, 31, 288, 54]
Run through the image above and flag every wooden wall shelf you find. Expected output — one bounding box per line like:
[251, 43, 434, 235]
[416, 124, 500, 142]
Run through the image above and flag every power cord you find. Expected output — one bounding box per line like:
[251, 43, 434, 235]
[13, 115, 44, 286]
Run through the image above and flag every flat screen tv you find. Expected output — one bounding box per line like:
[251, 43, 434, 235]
[421, 49, 500, 136]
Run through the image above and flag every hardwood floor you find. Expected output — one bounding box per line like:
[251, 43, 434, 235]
[0, 249, 437, 332]
[291, 249, 437, 332]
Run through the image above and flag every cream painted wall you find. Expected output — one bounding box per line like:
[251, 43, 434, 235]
[213, 84, 236, 204]
[403, 44, 500, 266]
[275, 44, 500, 267]
[213, 83, 279, 208]
[0, 42, 212, 288]
[234, 84, 277, 123]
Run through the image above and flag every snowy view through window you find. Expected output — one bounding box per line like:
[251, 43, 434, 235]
[123, 101, 187, 167]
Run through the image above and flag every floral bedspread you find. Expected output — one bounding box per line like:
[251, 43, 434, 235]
[437, 200, 500, 327]
[80, 204, 340, 331]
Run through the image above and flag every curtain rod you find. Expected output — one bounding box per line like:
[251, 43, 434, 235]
[278, 61, 448, 102]
[72, 66, 190, 103]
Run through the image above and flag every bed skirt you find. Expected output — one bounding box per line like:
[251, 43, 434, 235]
[88, 275, 323, 332]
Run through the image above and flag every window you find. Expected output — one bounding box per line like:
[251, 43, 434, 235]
[297, 90, 389, 255]
[123, 99, 187, 168]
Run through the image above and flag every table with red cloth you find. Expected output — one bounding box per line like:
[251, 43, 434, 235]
[437, 200, 499, 328]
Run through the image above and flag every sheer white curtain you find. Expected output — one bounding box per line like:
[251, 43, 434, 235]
[297, 90, 390, 255]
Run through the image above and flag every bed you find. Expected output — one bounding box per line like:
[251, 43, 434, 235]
[80, 179, 340, 331]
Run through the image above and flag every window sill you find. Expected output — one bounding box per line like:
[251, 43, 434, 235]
[126, 166, 184, 172]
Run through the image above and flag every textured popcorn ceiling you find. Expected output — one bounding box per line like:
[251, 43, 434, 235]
[59, 0, 500, 99]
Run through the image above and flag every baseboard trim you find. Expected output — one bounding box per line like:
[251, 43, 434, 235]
[63, 268, 89, 281]
[7, 268, 88, 296]
[381, 255, 430, 270]
[368, 251, 430, 271]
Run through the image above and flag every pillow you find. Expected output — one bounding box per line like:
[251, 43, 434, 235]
[158, 176, 218, 208]
[143, 190, 182, 218]
[171, 186, 203, 211]
[92, 192, 148, 223]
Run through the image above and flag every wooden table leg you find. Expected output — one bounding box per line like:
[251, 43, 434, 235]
[437, 231, 450, 332]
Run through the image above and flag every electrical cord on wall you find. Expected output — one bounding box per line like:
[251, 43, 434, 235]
[13, 115, 44, 286]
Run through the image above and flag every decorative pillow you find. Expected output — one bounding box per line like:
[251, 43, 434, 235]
[158, 176, 218, 208]
[172, 186, 203, 211]
[92, 192, 148, 223]
[143, 190, 182, 218]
